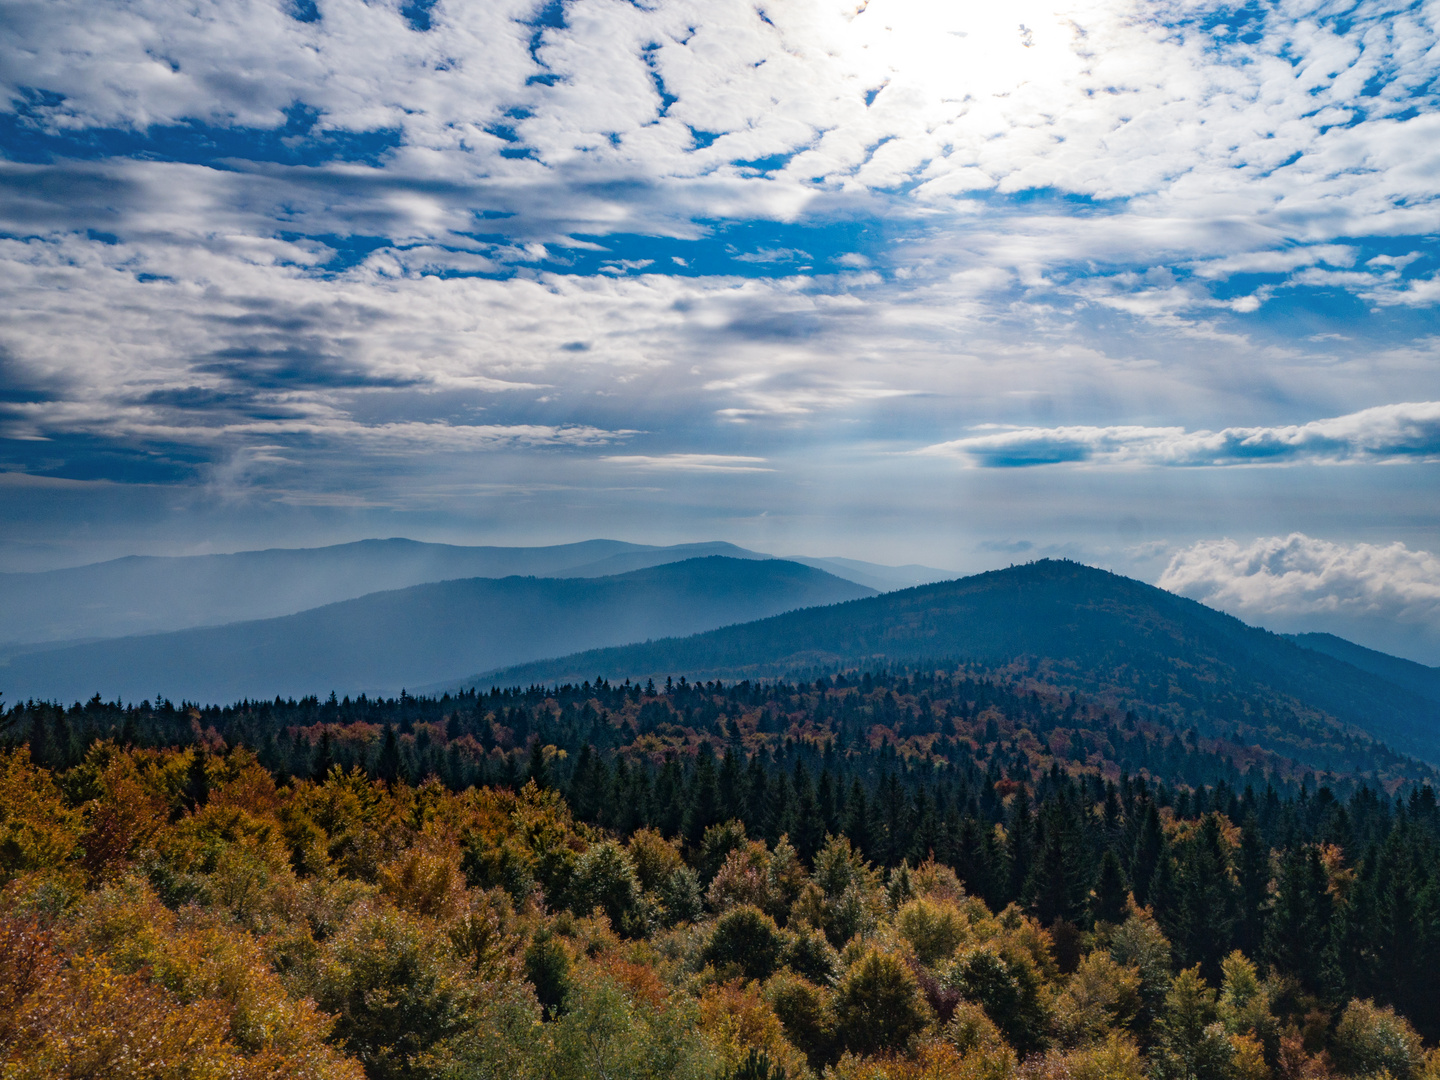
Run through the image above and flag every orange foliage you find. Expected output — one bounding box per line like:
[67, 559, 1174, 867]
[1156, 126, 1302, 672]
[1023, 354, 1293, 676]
[599, 955, 665, 1009]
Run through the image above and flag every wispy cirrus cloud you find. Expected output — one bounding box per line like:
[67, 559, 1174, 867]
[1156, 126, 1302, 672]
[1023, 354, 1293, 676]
[918, 403, 1440, 469]
[603, 453, 771, 472]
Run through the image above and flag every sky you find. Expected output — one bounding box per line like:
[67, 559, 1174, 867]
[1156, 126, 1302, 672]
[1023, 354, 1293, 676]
[1, 0, 1439, 660]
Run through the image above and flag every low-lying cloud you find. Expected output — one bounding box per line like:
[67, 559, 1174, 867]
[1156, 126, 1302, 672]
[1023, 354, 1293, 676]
[919, 403, 1440, 468]
[1160, 533, 1440, 642]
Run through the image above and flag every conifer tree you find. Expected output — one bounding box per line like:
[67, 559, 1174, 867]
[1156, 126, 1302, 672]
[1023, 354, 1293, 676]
[376, 724, 401, 784]
[1266, 845, 1337, 999]
[1235, 814, 1269, 957]
[311, 730, 335, 782]
[1028, 795, 1088, 926]
[1005, 786, 1035, 908]
[843, 779, 873, 859]
[683, 745, 720, 849]
[1171, 814, 1239, 980]
[1130, 800, 1164, 906]
[1090, 849, 1129, 926]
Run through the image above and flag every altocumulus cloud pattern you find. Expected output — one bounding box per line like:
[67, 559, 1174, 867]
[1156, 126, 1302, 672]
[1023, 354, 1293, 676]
[1, 0, 1439, 634]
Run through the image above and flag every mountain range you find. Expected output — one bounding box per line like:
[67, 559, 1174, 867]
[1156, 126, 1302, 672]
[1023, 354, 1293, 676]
[0, 557, 873, 704]
[6, 539, 1440, 777]
[0, 538, 950, 646]
[466, 559, 1440, 770]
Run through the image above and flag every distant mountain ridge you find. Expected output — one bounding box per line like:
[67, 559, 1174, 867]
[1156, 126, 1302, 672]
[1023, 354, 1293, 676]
[0, 538, 952, 647]
[468, 559, 1440, 769]
[0, 557, 874, 703]
[1287, 631, 1440, 704]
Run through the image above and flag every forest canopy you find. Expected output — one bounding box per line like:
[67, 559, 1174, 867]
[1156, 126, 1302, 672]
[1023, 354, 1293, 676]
[3, 666, 1440, 1079]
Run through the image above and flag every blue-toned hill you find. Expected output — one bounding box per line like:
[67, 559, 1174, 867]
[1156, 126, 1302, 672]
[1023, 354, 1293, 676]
[0, 557, 873, 703]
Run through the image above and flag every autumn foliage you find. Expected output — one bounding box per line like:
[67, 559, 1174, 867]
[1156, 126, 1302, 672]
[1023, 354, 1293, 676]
[2, 740, 1439, 1080]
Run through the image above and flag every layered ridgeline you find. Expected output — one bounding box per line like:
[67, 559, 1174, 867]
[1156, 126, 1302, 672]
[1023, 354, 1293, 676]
[0, 537, 951, 647]
[468, 560, 1440, 770]
[1288, 632, 1440, 706]
[0, 558, 873, 704]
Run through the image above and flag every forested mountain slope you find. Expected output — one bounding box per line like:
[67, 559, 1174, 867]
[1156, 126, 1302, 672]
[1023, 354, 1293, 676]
[471, 560, 1440, 768]
[0, 557, 873, 703]
[1289, 631, 1440, 705]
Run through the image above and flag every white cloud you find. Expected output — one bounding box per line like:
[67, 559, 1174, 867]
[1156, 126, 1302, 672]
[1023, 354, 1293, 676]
[603, 453, 772, 472]
[3, 0, 1438, 260]
[1159, 533, 1440, 631]
[2, 0, 1440, 542]
[919, 402, 1440, 468]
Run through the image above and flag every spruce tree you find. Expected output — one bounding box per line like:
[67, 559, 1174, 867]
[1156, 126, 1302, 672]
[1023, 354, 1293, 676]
[1130, 800, 1164, 906]
[311, 730, 335, 782]
[789, 763, 824, 863]
[1266, 844, 1338, 999]
[1005, 785, 1035, 908]
[1027, 796, 1088, 926]
[683, 746, 721, 849]
[376, 725, 401, 784]
[1235, 814, 1269, 957]
[525, 736, 550, 789]
[1172, 814, 1239, 980]
[843, 780, 873, 859]
[1090, 849, 1129, 926]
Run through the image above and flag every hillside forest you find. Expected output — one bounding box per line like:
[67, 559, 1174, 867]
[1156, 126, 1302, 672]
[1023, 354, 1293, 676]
[3, 666, 1440, 1080]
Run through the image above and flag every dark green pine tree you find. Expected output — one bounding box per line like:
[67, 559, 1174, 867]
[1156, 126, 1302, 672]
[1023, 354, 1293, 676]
[764, 770, 792, 847]
[789, 763, 825, 862]
[878, 772, 914, 868]
[27, 711, 52, 770]
[1267, 844, 1339, 999]
[1129, 800, 1165, 906]
[955, 814, 1000, 911]
[817, 768, 840, 837]
[1235, 814, 1269, 957]
[49, 711, 77, 770]
[653, 754, 686, 838]
[1027, 796, 1089, 927]
[499, 750, 520, 791]
[718, 748, 745, 822]
[1350, 826, 1440, 1038]
[844, 779, 875, 860]
[376, 725, 401, 784]
[614, 757, 649, 835]
[742, 753, 769, 836]
[1148, 846, 1179, 932]
[183, 748, 210, 811]
[566, 744, 599, 821]
[684, 745, 722, 849]
[1171, 814, 1239, 981]
[525, 735, 551, 789]
[908, 786, 942, 867]
[1089, 849, 1129, 926]
[1005, 785, 1035, 908]
[311, 730, 335, 782]
[444, 743, 466, 791]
